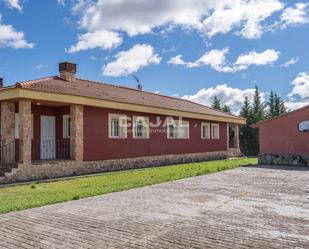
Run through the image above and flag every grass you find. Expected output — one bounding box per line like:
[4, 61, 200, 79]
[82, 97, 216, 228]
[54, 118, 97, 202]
[0, 158, 256, 214]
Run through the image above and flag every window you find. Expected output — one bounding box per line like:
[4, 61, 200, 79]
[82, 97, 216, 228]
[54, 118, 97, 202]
[167, 118, 177, 139]
[63, 115, 70, 138]
[167, 118, 189, 139]
[211, 123, 220, 139]
[201, 122, 210, 139]
[111, 118, 119, 137]
[109, 114, 127, 139]
[178, 120, 189, 139]
[15, 113, 34, 139]
[133, 116, 149, 139]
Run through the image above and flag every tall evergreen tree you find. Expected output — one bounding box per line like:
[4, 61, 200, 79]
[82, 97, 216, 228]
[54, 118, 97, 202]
[222, 105, 231, 113]
[240, 88, 288, 156]
[239, 96, 255, 155]
[267, 91, 287, 119]
[211, 96, 221, 110]
[274, 95, 287, 116]
[240, 96, 251, 119]
[267, 90, 276, 119]
[252, 86, 265, 123]
[239, 88, 266, 156]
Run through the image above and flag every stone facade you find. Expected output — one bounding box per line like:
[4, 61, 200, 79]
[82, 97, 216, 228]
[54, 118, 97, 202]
[0, 102, 15, 162]
[259, 154, 309, 166]
[1, 102, 15, 143]
[19, 100, 32, 164]
[70, 105, 84, 161]
[0, 151, 229, 184]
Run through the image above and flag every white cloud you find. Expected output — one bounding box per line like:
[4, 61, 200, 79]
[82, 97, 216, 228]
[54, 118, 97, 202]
[35, 64, 44, 70]
[57, 0, 65, 6]
[181, 72, 309, 114]
[168, 55, 186, 66]
[0, 15, 34, 49]
[284, 72, 309, 110]
[280, 3, 309, 28]
[235, 49, 280, 67]
[102, 44, 161, 77]
[169, 48, 280, 73]
[288, 72, 309, 102]
[202, 0, 283, 39]
[186, 48, 235, 72]
[66, 29, 123, 53]
[70, 0, 284, 52]
[285, 101, 308, 111]
[3, 0, 22, 11]
[182, 84, 261, 114]
[281, 57, 299, 68]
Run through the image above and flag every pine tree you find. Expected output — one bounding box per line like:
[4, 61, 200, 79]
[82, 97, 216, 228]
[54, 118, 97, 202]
[239, 96, 254, 155]
[274, 95, 287, 116]
[240, 96, 251, 119]
[252, 86, 265, 123]
[267, 90, 276, 119]
[211, 96, 221, 110]
[239, 88, 267, 156]
[222, 105, 231, 113]
[267, 91, 287, 119]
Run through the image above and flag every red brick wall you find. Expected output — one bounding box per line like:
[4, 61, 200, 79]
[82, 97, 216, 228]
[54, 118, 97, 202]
[259, 107, 309, 155]
[83, 106, 228, 161]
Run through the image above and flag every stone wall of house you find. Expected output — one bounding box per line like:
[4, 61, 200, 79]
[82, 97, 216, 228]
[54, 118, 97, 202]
[0, 102, 15, 162]
[70, 105, 84, 161]
[259, 154, 309, 166]
[0, 151, 229, 184]
[19, 99, 32, 164]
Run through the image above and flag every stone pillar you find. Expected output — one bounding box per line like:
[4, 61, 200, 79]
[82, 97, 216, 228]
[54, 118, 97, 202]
[19, 99, 32, 165]
[1, 102, 15, 162]
[70, 105, 83, 161]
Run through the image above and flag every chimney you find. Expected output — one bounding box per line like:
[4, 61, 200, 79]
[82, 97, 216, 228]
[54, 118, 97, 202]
[59, 62, 77, 81]
[0, 78, 3, 88]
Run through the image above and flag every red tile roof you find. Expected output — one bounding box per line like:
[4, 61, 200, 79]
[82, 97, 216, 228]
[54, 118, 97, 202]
[14, 76, 243, 121]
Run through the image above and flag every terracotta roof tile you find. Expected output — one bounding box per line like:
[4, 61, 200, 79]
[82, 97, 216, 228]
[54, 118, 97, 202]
[16, 76, 243, 120]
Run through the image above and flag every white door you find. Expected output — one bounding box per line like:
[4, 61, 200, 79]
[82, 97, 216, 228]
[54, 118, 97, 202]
[40, 116, 56, 160]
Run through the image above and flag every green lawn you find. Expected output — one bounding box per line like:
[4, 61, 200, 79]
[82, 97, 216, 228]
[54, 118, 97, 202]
[0, 158, 256, 214]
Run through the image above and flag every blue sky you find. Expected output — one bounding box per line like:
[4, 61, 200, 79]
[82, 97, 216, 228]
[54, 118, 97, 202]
[0, 0, 308, 113]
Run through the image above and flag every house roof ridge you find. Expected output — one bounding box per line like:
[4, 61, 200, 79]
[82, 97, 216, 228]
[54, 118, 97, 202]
[76, 77, 242, 120]
[16, 76, 58, 87]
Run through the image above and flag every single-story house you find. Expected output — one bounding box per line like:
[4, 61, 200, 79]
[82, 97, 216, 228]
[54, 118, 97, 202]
[253, 105, 309, 166]
[0, 62, 245, 183]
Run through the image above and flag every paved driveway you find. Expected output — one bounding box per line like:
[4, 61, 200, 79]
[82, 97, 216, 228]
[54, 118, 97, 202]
[1, 165, 309, 249]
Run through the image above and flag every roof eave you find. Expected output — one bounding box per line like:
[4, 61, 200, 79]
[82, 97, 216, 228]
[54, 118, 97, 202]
[0, 87, 246, 124]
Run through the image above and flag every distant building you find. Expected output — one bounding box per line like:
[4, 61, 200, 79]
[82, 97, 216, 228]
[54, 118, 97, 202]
[253, 105, 309, 166]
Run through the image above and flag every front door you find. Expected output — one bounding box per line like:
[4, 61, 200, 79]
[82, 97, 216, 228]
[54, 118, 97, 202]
[40, 115, 56, 160]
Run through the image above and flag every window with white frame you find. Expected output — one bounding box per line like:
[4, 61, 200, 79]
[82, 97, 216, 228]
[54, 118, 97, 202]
[201, 122, 210, 139]
[63, 115, 70, 138]
[133, 116, 149, 139]
[178, 120, 189, 139]
[15, 113, 34, 139]
[211, 123, 220, 139]
[167, 118, 189, 139]
[109, 114, 127, 139]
